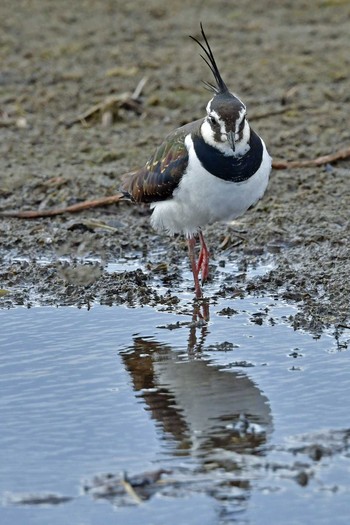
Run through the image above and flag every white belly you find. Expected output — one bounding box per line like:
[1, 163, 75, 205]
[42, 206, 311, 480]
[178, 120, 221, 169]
[150, 134, 272, 237]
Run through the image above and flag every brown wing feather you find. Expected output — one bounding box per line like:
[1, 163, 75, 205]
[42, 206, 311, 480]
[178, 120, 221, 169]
[123, 120, 202, 203]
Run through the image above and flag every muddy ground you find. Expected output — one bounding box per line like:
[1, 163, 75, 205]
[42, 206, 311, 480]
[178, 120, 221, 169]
[0, 0, 349, 336]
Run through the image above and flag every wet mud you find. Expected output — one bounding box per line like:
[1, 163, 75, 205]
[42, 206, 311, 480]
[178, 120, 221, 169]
[1, 0, 349, 335]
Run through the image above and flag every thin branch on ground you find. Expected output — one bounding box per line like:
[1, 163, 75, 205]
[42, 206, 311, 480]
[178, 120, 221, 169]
[272, 145, 350, 169]
[0, 194, 124, 218]
[63, 77, 148, 128]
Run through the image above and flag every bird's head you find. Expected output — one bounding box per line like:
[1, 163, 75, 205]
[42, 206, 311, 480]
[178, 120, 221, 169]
[202, 92, 249, 157]
[190, 24, 250, 157]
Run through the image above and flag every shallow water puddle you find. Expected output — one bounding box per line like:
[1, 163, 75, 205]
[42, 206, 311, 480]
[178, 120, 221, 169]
[0, 292, 349, 525]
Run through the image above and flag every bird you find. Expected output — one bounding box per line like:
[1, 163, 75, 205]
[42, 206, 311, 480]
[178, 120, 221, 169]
[122, 24, 272, 298]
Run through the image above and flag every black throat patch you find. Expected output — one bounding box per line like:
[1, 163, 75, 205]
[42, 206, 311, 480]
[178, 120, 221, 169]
[192, 129, 263, 182]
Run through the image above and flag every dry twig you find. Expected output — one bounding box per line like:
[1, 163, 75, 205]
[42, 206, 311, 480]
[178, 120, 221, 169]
[63, 77, 148, 128]
[0, 194, 124, 218]
[272, 145, 350, 169]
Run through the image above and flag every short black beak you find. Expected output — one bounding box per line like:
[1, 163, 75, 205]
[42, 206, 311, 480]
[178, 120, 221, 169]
[227, 131, 235, 152]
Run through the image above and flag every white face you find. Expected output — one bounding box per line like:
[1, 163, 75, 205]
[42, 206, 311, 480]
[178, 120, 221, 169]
[201, 97, 250, 157]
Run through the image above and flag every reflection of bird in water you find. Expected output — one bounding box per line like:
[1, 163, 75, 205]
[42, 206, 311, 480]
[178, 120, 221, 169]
[122, 336, 273, 468]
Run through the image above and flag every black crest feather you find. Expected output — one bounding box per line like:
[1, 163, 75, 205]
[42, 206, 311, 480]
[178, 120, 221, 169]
[189, 23, 229, 94]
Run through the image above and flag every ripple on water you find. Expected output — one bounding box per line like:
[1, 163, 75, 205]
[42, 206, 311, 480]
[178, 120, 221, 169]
[0, 287, 349, 525]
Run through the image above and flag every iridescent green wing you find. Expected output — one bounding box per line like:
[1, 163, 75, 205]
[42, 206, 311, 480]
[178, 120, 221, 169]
[124, 120, 201, 203]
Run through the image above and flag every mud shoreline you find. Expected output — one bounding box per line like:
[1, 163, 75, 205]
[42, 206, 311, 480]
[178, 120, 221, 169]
[1, 0, 349, 337]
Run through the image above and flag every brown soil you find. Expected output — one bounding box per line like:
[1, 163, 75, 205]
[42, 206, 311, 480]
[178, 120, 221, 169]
[1, 0, 349, 335]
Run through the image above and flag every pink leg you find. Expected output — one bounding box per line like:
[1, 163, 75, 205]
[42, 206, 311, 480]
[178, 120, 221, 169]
[198, 230, 210, 283]
[187, 236, 202, 299]
[197, 246, 204, 278]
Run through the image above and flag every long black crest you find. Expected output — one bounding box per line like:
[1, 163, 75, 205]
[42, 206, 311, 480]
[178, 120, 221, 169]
[189, 23, 229, 94]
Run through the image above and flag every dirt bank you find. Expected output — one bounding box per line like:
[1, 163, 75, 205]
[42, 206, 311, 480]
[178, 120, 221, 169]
[1, 0, 349, 336]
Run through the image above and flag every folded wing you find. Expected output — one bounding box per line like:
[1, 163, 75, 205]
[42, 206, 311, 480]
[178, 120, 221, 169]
[123, 121, 202, 203]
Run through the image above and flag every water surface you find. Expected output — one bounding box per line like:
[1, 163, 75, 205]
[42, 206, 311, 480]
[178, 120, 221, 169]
[1, 292, 349, 524]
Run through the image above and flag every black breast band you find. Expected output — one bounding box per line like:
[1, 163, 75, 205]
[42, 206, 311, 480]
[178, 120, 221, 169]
[193, 129, 263, 182]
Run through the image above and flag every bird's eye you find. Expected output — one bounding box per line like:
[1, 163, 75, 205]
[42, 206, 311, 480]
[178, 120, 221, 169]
[209, 115, 217, 125]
